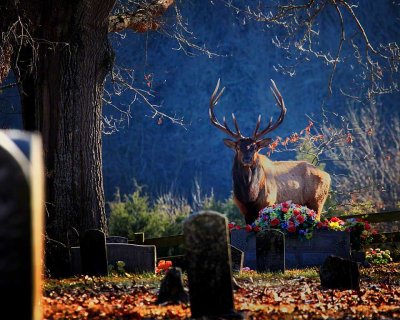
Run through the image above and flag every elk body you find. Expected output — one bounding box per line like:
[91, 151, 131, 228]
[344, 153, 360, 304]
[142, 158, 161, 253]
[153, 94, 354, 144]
[209, 79, 331, 224]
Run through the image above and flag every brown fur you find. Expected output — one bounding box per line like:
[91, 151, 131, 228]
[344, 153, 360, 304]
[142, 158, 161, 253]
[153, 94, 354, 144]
[232, 153, 331, 224]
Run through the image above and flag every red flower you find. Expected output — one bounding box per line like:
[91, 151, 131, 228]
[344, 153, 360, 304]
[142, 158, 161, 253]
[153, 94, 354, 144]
[296, 215, 305, 224]
[253, 226, 261, 232]
[270, 218, 280, 227]
[228, 223, 235, 230]
[293, 209, 301, 216]
[330, 217, 340, 222]
[245, 224, 253, 232]
[282, 207, 288, 213]
[372, 229, 378, 235]
[364, 222, 371, 230]
[287, 224, 296, 233]
[282, 202, 290, 208]
[235, 225, 241, 230]
[316, 222, 324, 229]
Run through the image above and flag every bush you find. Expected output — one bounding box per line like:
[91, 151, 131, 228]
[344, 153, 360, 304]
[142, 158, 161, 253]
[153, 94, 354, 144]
[108, 187, 190, 239]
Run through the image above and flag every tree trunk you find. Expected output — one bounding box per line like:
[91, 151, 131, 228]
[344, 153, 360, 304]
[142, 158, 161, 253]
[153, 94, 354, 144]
[13, 0, 116, 252]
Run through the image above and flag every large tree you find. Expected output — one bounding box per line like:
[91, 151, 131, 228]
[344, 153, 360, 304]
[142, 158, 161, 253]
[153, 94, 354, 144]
[0, 0, 174, 252]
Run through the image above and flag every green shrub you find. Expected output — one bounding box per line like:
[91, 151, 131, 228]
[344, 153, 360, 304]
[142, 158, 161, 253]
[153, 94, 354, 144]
[108, 187, 190, 239]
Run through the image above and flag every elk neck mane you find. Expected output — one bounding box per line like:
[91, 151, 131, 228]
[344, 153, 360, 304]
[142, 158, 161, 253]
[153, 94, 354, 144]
[232, 154, 268, 204]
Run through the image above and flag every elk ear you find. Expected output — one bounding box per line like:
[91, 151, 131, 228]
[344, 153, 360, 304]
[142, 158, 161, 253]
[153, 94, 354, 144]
[223, 138, 236, 149]
[256, 138, 272, 150]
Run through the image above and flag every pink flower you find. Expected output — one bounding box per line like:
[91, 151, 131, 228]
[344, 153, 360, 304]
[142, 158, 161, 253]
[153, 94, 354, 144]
[282, 207, 288, 213]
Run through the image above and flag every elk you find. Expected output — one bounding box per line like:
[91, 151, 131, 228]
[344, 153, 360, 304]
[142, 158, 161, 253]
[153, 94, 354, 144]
[209, 79, 331, 224]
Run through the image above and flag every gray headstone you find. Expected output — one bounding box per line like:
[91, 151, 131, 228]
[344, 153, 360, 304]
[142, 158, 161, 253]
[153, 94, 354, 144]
[70, 243, 156, 274]
[230, 229, 256, 269]
[230, 245, 244, 272]
[80, 229, 108, 276]
[256, 230, 285, 272]
[157, 267, 189, 304]
[0, 131, 44, 320]
[107, 243, 156, 273]
[184, 211, 242, 319]
[107, 236, 128, 243]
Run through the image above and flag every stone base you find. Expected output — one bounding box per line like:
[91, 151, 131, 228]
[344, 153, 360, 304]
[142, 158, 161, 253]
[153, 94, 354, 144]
[231, 229, 351, 270]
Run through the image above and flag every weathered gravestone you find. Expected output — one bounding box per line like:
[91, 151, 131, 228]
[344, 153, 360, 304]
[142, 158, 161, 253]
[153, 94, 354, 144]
[184, 211, 242, 319]
[230, 229, 257, 269]
[80, 229, 108, 276]
[256, 230, 285, 272]
[230, 245, 244, 272]
[0, 131, 44, 320]
[157, 267, 189, 305]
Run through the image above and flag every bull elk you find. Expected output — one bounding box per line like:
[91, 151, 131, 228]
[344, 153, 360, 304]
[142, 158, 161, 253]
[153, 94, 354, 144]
[209, 79, 331, 224]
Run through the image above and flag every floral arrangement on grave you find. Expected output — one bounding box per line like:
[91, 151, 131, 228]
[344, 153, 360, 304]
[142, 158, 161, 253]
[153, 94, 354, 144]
[228, 201, 377, 246]
[342, 218, 377, 251]
[366, 248, 393, 265]
[156, 260, 173, 274]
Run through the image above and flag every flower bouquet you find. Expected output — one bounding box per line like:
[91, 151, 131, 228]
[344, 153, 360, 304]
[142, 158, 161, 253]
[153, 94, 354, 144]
[366, 248, 392, 265]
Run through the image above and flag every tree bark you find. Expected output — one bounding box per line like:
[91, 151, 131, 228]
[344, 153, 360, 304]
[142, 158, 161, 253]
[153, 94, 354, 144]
[12, 0, 116, 251]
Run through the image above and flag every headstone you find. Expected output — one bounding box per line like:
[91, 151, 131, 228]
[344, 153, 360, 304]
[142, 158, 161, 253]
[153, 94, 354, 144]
[256, 230, 285, 272]
[80, 229, 108, 276]
[45, 239, 71, 278]
[230, 245, 244, 272]
[319, 255, 360, 290]
[157, 267, 189, 304]
[184, 211, 242, 319]
[0, 131, 44, 320]
[70, 243, 156, 274]
[107, 236, 128, 243]
[230, 229, 256, 269]
[107, 243, 156, 273]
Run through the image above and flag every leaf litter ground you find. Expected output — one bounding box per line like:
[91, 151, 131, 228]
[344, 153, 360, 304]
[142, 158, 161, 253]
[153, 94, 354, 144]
[43, 263, 400, 319]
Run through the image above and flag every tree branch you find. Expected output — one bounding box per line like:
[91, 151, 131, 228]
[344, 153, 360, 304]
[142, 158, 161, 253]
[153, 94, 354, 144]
[108, 0, 174, 33]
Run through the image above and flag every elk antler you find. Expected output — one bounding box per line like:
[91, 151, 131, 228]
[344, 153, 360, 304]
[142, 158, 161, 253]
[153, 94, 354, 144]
[209, 79, 243, 139]
[253, 79, 287, 140]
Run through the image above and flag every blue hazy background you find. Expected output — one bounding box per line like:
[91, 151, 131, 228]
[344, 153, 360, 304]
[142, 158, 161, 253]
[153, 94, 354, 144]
[2, 1, 399, 202]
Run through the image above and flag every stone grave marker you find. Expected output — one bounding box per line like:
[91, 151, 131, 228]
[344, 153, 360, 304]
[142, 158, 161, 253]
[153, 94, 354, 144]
[230, 229, 256, 269]
[0, 131, 44, 320]
[80, 229, 108, 276]
[230, 245, 244, 272]
[256, 230, 285, 272]
[70, 243, 156, 274]
[184, 211, 242, 319]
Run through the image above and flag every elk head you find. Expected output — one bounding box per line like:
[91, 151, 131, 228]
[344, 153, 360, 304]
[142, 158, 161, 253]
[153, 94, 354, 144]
[209, 79, 287, 167]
